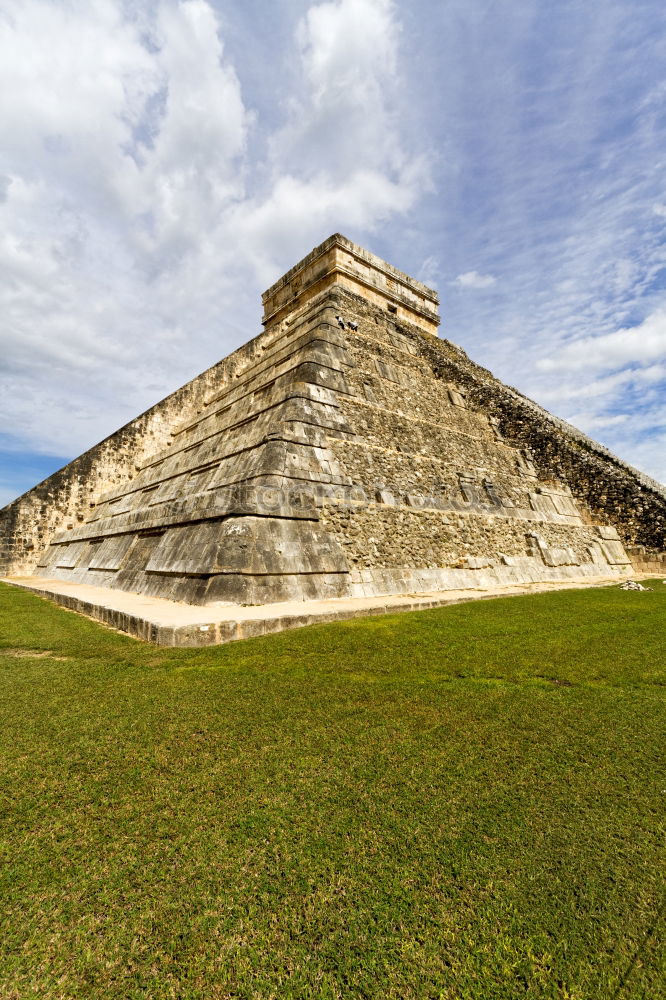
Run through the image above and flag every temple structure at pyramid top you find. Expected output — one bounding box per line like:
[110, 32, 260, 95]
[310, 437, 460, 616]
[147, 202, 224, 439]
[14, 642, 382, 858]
[1, 234, 665, 628]
[261, 233, 440, 336]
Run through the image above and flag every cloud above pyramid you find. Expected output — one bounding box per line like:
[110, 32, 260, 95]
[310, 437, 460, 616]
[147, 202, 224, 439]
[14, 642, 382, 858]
[1, 0, 665, 506]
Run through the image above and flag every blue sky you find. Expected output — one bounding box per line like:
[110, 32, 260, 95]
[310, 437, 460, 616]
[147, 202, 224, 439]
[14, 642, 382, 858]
[1, 0, 665, 507]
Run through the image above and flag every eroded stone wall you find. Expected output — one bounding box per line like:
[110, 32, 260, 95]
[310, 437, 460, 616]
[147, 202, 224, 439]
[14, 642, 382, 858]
[320, 504, 605, 572]
[419, 341, 666, 555]
[327, 287, 666, 561]
[24, 301, 359, 604]
[0, 321, 295, 576]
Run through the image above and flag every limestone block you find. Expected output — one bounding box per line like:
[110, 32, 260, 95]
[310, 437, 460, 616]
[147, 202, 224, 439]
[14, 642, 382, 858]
[464, 556, 494, 569]
[596, 524, 621, 541]
[105, 494, 136, 516]
[516, 451, 537, 477]
[483, 480, 503, 507]
[488, 417, 503, 440]
[459, 477, 481, 504]
[529, 492, 558, 515]
[550, 493, 580, 517]
[405, 494, 428, 508]
[262, 236, 439, 337]
[54, 541, 87, 569]
[204, 571, 350, 606]
[145, 516, 349, 578]
[600, 540, 631, 565]
[86, 534, 137, 571]
[540, 547, 579, 568]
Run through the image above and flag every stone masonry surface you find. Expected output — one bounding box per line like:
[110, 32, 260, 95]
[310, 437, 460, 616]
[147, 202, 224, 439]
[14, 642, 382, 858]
[1, 234, 664, 629]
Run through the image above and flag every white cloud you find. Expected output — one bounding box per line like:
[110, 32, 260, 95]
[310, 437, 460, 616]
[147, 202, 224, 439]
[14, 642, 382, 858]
[249, 0, 430, 274]
[612, 432, 666, 486]
[0, 0, 430, 471]
[227, 159, 429, 288]
[299, 0, 398, 104]
[536, 366, 666, 411]
[537, 309, 666, 374]
[454, 271, 497, 289]
[417, 255, 440, 287]
[3, 0, 664, 496]
[277, 0, 401, 177]
[412, 1, 666, 483]
[562, 412, 630, 432]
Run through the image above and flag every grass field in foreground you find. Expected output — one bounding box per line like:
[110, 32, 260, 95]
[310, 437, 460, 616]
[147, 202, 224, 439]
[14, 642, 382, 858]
[0, 581, 664, 1000]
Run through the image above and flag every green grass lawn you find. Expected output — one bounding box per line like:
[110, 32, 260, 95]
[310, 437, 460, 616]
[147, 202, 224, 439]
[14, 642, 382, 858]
[0, 581, 664, 1000]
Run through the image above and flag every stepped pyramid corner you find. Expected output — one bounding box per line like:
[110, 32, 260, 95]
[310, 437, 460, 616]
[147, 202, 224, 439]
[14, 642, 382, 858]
[2, 233, 665, 639]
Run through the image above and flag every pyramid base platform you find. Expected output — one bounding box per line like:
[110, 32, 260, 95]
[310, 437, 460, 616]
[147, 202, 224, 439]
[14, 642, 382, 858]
[2, 570, 639, 647]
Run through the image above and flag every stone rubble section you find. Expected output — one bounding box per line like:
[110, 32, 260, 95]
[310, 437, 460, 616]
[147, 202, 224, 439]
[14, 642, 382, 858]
[1, 233, 663, 629]
[413, 324, 666, 569]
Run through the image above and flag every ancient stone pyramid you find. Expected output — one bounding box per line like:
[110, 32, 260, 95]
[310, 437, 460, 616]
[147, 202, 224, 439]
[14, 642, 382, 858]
[2, 234, 666, 606]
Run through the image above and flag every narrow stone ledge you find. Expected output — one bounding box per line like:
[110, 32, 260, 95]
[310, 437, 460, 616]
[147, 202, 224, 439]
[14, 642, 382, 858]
[2, 573, 636, 648]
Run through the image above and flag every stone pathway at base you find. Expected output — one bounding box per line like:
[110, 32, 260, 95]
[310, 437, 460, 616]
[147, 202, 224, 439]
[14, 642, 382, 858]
[1, 572, 640, 647]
